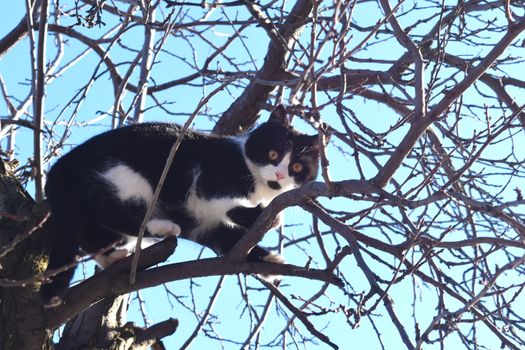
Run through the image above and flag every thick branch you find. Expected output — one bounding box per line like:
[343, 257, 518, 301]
[228, 179, 375, 260]
[45, 236, 341, 329]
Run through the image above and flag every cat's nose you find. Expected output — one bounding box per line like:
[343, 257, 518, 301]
[275, 171, 285, 180]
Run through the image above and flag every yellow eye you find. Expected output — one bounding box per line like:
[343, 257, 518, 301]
[268, 150, 279, 161]
[291, 162, 303, 173]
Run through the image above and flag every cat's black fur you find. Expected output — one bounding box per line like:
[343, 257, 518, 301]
[40, 106, 319, 306]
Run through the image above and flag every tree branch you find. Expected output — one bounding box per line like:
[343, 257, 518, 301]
[213, 0, 314, 135]
[45, 236, 342, 330]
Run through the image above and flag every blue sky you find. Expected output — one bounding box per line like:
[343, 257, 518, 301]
[2, 1, 525, 349]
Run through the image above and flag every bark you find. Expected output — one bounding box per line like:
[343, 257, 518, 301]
[0, 159, 52, 350]
[57, 293, 178, 350]
[57, 294, 131, 350]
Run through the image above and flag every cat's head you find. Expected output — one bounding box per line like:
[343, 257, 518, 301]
[245, 105, 320, 192]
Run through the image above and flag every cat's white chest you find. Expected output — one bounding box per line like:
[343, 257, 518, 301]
[185, 190, 252, 238]
[249, 182, 281, 207]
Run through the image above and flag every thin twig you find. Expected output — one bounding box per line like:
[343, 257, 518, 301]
[261, 278, 339, 349]
[129, 80, 232, 285]
[179, 276, 225, 350]
[132, 4, 156, 123]
[32, 0, 49, 202]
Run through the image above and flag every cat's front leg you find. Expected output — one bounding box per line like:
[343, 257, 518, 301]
[199, 224, 284, 284]
[95, 248, 130, 268]
[246, 245, 285, 285]
[146, 218, 181, 237]
[227, 204, 283, 229]
[227, 205, 263, 228]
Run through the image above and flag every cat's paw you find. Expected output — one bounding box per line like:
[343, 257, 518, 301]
[95, 249, 130, 268]
[246, 246, 284, 285]
[261, 251, 285, 264]
[146, 219, 181, 237]
[259, 252, 285, 285]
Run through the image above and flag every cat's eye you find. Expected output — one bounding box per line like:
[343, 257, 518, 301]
[268, 150, 279, 161]
[291, 162, 303, 173]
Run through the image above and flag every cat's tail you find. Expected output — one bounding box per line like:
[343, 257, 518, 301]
[40, 167, 82, 308]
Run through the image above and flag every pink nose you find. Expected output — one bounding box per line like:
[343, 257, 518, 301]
[275, 171, 285, 180]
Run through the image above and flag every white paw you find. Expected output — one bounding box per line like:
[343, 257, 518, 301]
[95, 249, 130, 268]
[259, 252, 285, 285]
[146, 219, 181, 237]
[262, 252, 285, 264]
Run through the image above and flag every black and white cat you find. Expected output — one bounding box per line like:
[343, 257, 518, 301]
[40, 105, 320, 306]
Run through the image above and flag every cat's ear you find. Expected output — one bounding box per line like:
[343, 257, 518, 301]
[268, 105, 290, 127]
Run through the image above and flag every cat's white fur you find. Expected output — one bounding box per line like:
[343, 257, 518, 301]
[98, 166, 182, 265]
[186, 192, 253, 239]
[146, 219, 181, 237]
[245, 151, 295, 206]
[95, 248, 129, 268]
[93, 231, 162, 268]
[101, 164, 154, 204]
[93, 220, 180, 268]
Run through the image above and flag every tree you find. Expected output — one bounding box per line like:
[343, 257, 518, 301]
[1, 0, 525, 348]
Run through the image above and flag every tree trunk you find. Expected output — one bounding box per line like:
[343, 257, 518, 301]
[0, 159, 178, 349]
[0, 159, 52, 349]
[58, 294, 131, 350]
[57, 293, 177, 350]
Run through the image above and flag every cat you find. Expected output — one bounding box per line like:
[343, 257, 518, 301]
[40, 105, 320, 307]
